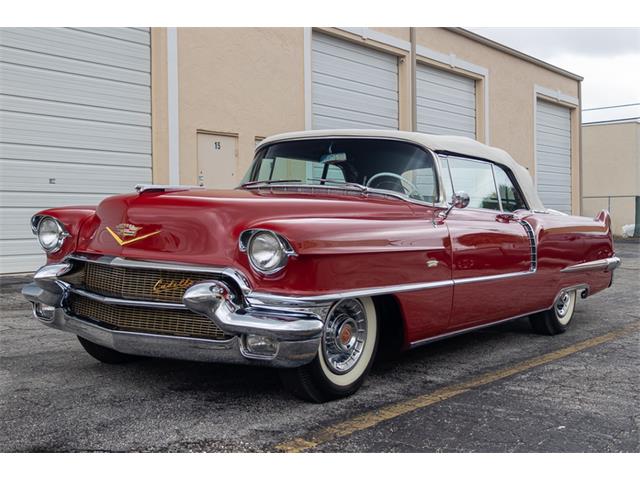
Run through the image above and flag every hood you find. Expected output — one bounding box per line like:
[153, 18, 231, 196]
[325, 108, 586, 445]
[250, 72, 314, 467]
[76, 188, 418, 266]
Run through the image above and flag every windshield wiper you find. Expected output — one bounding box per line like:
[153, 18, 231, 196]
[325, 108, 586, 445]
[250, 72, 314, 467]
[240, 179, 303, 188]
[306, 178, 369, 193]
[241, 178, 369, 194]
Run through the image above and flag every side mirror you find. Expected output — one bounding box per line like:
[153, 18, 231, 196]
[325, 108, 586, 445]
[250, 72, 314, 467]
[451, 191, 470, 209]
[437, 191, 470, 222]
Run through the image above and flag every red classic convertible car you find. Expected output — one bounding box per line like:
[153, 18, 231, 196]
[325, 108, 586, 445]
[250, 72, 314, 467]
[23, 130, 620, 402]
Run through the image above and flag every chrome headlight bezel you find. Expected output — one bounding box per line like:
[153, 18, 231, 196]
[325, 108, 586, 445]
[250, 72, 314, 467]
[34, 215, 69, 253]
[239, 229, 296, 275]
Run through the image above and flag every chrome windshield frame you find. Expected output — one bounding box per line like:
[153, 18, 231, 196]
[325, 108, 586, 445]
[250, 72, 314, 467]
[243, 136, 449, 209]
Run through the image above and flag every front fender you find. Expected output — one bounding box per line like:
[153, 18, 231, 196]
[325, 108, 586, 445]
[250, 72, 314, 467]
[248, 217, 449, 256]
[33, 206, 97, 263]
[241, 217, 452, 296]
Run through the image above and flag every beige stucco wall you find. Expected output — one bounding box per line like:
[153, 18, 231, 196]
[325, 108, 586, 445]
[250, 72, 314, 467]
[582, 121, 639, 235]
[151, 27, 582, 212]
[152, 28, 305, 184]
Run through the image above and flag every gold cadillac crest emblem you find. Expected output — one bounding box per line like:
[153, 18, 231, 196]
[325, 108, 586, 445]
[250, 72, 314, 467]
[115, 223, 142, 237]
[106, 223, 161, 246]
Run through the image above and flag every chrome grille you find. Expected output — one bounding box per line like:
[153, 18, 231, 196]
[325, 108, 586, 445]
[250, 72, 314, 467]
[69, 294, 228, 340]
[81, 261, 221, 303]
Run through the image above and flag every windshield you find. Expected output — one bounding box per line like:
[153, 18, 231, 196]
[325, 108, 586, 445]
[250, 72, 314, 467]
[242, 138, 440, 204]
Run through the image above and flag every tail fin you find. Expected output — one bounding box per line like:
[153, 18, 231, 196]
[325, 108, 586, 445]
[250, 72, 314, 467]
[595, 209, 612, 230]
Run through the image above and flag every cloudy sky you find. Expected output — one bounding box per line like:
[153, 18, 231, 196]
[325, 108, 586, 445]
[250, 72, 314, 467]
[469, 28, 640, 122]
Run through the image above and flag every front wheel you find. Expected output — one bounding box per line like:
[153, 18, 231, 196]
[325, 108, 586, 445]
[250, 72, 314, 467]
[529, 290, 577, 335]
[280, 297, 379, 403]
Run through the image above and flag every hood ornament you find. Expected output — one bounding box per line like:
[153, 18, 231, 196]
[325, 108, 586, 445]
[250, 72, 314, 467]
[106, 223, 161, 246]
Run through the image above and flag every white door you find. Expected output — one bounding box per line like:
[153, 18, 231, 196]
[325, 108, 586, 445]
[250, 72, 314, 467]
[0, 27, 152, 273]
[536, 100, 572, 214]
[311, 32, 399, 130]
[416, 63, 476, 138]
[197, 132, 238, 189]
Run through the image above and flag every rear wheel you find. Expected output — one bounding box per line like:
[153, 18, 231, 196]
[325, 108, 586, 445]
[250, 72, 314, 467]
[530, 290, 577, 335]
[280, 297, 379, 403]
[77, 336, 141, 364]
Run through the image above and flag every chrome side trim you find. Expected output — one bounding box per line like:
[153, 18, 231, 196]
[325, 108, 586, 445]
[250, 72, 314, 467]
[452, 270, 533, 286]
[67, 254, 252, 295]
[517, 219, 538, 272]
[561, 257, 621, 273]
[249, 271, 535, 303]
[249, 279, 456, 304]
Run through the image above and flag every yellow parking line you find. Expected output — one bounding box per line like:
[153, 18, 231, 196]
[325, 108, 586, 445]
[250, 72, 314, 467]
[276, 321, 640, 453]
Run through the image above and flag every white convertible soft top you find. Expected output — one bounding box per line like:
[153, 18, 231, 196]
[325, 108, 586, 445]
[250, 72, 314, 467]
[259, 129, 545, 211]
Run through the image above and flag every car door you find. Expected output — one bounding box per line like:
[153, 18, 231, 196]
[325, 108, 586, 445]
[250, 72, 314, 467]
[439, 155, 535, 328]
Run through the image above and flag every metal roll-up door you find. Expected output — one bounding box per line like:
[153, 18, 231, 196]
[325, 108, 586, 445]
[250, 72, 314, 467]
[311, 32, 399, 130]
[416, 64, 476, 138]
[0, 27, 152, 273]
[536, 100, 572, 214]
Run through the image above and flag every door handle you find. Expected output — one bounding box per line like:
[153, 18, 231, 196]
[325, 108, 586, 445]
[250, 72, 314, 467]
[496, 213, 516, 223]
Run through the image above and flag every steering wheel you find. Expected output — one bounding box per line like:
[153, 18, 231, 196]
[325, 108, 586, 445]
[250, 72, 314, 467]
[366, 172, 421, 198]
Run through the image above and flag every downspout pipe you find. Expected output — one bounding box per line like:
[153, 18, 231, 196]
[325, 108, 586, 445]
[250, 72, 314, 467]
[410, 27, 417, 132]
[578, 80, 583, 216]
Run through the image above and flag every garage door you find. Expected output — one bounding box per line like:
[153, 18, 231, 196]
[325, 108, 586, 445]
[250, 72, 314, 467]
[535, 100, 572, 214]
[416, 64, 476, 138]
[0, 28, 152, 273]
[311, 32, 399, 130]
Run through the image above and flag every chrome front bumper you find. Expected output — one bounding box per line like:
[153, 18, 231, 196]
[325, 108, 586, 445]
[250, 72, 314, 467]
[22, 261, 331, 368]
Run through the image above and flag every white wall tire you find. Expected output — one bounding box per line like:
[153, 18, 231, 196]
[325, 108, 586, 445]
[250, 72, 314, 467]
[279, 296, 379, 402]
[530, 290, 577, 335]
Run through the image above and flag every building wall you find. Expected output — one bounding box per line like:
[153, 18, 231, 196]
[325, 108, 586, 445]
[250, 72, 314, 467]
[150, 27, 582, 213]
[582, 121, 640, 235]
[151, 28, 305, 185]
[411, 28, 581, 213]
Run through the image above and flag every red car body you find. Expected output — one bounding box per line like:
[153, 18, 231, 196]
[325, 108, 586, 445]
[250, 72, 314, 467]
[23, 130, 620, 400]
[37, 187, 615, 347]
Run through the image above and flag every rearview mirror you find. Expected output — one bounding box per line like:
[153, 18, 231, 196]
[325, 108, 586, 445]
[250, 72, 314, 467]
[320, 152, 347, 164]
[437, 190, 470, 223]
[451, 191, 470, 209]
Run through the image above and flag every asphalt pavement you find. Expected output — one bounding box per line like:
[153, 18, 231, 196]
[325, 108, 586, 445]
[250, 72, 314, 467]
[1, 241, 638, 452]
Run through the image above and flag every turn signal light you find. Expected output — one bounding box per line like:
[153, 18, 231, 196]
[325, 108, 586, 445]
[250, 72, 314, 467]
[243, 334, 278, 357]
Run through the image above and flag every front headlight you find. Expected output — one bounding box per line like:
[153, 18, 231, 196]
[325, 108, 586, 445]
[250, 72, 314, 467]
[244, 230, 294, 274]
[248, 231, 287, 273]
[36, 216, 68, 253]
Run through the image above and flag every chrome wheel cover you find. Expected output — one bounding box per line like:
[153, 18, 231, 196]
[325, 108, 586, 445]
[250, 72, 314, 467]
[321, 299, 368, 374]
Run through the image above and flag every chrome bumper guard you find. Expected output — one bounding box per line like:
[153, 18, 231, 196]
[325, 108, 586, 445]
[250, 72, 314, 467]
[22, 262, 330, 368]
